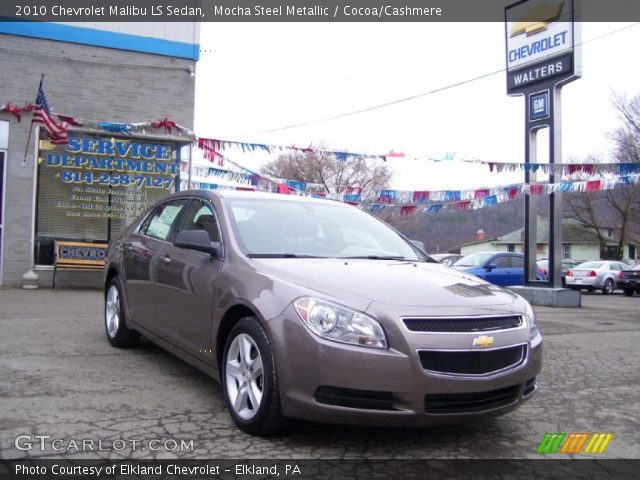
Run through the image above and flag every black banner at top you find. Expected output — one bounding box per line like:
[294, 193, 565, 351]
[1, 0, 640, 22]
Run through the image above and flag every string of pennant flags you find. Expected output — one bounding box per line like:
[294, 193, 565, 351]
[5, 97, 639, 177]
[461, 158, 640, 176]
[196, 137, 406, 166]
[180, 153, 640, 216]
[4, 95, 640, 218]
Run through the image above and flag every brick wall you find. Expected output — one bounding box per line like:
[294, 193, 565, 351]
[0, 33, 196, 286]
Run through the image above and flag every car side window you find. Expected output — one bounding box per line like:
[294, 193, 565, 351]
[610, 263, 621, 271]
[493, 255, 510, 268]
[177, 200, 221, 243]
[141, 201, 188, 241]
[510, 255, 524, 268]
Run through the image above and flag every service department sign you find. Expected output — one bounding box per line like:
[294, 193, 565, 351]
[505, 0, 581, 94]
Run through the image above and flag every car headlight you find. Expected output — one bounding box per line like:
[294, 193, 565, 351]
[293, 297, 388, 349]
[524, 300, 538, 338]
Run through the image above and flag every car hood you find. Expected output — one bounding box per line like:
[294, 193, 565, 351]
[251, 258, 521, 308]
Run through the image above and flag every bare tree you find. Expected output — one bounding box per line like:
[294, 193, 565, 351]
[261, 148, 392, 198]
[566, 92, 640, 260]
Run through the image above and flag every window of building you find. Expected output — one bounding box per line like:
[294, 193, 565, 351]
[507, 244, 516, 252]
[562, 244, 572, 260]
[33, 131, 182, 265]
[629, 245, 636, 260]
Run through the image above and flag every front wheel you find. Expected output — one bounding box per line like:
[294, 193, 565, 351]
[222, 317, 286, 435]
[105, 277, 140, 348]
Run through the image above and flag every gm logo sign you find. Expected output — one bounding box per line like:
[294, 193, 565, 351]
[529, 90, 549, 121]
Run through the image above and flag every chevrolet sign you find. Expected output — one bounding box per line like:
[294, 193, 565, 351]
[505, 0, 580, 94]
[505, 0, 576, 72]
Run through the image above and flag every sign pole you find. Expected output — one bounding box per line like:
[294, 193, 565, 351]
[505, 0, 581, 288]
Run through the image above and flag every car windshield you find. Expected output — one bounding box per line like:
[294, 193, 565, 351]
[225, 198, 428, 261]
[453, 252, 495, 267]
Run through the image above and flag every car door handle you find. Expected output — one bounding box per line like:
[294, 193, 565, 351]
[159, 255, 171, 265]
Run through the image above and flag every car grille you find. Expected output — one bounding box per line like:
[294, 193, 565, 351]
[418, 345, 526, 376]
[403, 315, 522, 333]
[425, 384, 520, 414]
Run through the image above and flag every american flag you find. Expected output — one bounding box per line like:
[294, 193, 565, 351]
[33, 81, 68, 145]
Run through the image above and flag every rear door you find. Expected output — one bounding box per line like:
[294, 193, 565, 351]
[509, 254, 525, 285]
[121, 199, 189, 331]
[155, 199, 224, 363]
[486, 254, 512, 286]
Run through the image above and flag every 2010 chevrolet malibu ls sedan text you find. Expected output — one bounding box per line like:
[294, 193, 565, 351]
[104, 190, 542, 435]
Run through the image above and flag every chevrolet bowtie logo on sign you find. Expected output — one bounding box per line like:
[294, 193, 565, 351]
[504, 0, 579, 92]
[537, 432, 613, 454]
[510, 2, 565, 37]
[472, 335, 494, 348]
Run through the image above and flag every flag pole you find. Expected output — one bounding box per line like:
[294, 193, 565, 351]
[21, 74, 44, 168]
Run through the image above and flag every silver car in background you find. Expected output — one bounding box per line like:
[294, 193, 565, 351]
[565, 260, 631, 294]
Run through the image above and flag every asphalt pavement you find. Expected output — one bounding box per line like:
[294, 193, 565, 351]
[0, 288, 638, 460]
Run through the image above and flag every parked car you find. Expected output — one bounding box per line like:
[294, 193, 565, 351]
[536, 259, 580, 286]
[104, 191, 542, 435]
[565, 260, 632, 294]
[452, 251, 543, 287]
[618, 264, 640, 296]
[430, 253, 464, 266]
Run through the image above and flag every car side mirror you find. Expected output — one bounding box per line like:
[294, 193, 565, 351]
[486, 263, 497, 271]
[174, 230, 220, 257]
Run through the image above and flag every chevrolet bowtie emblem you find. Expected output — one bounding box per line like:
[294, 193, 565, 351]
[472, 335, 494, 348]
[510, 1, 564, 37]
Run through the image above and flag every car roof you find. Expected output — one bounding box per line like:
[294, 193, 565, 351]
[177, 189, 344, 206]
[467, 251, 522, 256]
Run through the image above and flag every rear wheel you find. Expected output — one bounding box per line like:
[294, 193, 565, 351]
[105, 277, 140, 348]
[222, 317, 286, 435]
[623, 288, 634, 297]
[602, 279, 614, 295]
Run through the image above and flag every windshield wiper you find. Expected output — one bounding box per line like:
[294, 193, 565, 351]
[341, 255, 407, 260]
[247, 253, 325, 258]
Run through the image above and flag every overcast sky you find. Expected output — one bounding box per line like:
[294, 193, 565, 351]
[193, 22, 640, 191]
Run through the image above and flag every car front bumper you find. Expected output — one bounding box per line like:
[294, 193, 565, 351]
[268, 305, 542, 427]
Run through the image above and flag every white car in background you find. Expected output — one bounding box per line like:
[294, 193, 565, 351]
[565, 260, 631, 294]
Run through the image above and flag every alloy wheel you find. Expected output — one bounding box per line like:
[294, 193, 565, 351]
[603, 279, 614, 294]
[105, 285, 120, 338]
[225, 333, 264, 420]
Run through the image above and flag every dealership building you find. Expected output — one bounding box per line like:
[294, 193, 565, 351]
[0, 22, 199, 287]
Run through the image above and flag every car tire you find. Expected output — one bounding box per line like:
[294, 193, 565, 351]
[222, 316, 286, 436]
[623, 288, 634, 297]
[602, 279, 614, 295]
[104, 276, 140, 348]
